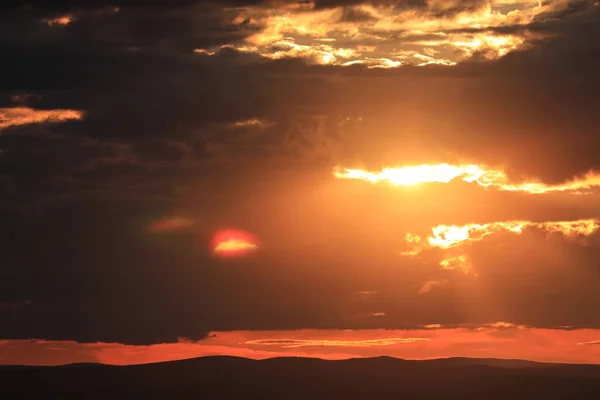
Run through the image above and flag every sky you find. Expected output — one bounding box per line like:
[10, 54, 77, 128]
[1, 0, 600, 366]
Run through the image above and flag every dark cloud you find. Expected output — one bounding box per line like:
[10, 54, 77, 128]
[0, 0, 599, 345]
[0, 0, 263, 14]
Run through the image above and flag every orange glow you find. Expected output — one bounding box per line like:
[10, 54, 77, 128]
[0, 107, 84, 131]
[428, 221, 529, 249]
[403, 218, 599, 276]
[243, 337, 428, 348]
[333, 164, 600, 194]
[46, 16, 72, 26]
[212, 229, 259, 257]
[419, 280, 448, 294]
[334, 164, 495, 186]
[231, 118, 271, 128]
[439, 255, 470, 273]
[424, 219, 599, 250]
[481, 321, 526, 330]
[2, 326, 599, 366]
[147, 217, 196, 233]
[198, 0, 579, 67]
[193, 48, 216, 56]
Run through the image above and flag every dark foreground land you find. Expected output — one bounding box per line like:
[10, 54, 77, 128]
[1, 356, 600, 399]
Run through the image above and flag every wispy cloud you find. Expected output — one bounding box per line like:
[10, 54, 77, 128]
[0, 107, 84, 132]
[3, 327, 600, 366]
[244, 337, 429, 348]
[42, 6, 120, 27]
[480, 321, 527, 330]
[578, 340, 600, 345]
[231, 118, 273, 129]
[356, 290, 378, 296]
[404, 217, 599, 274]
[45, 15, 73, 27]
[419, 280, 449, 294]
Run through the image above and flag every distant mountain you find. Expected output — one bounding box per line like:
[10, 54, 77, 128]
[1, 356, 599, 399]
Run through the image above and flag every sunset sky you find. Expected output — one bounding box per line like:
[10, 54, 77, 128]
[1, 0, 600, 366]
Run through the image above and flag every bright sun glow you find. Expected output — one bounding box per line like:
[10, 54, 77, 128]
[333, 163, 600, 194]
[212, 229, 260, 258]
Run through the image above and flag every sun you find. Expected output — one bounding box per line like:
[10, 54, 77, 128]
[211, 229, 260, 258]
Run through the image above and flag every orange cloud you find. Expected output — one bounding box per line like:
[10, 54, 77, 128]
[334, 163, 600, 280]
[333, 163, 600, 194]
[193, 48, 216, 56]
[0, 107, 84, 131]
[231, 118, 272, 129]
[410, 218, 599, 250]
[403, 218, 599, 276]
[481, 321, 527, 329]
[579, 340, 600, 345]
[2, 326, 600, 366]
[199, 0, 583, 67]
[439, 255, 470, 273]
[42, 6, 119, 27]
[419, 279, 449, 294]
[46, 16, 73, 26]
[243, 337, 428, 348]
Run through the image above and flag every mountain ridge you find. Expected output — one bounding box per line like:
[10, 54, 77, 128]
[1, 354, 599, 399]
[3, 354, 598, 369]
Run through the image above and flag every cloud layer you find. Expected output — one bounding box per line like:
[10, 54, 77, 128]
[196, 0, 587, 67]
[2, 326, 600, 365]
[0, 0, 599, 353]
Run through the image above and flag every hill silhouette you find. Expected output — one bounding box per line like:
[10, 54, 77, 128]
[1, 356, 599, 399]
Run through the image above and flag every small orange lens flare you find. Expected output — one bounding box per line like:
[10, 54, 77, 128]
[212, 229, 260, 258]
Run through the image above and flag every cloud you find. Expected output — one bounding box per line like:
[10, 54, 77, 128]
[402, 218, 599, 274]
[427, 219, 598, 249]
[2, 326, 600, 366]
[45, 15, 73, 27]
[0, 107, 84, 131]
[333, 163, 600, 194]
[579, 340, 600, 345]
[1, 0, 600, 346]
[356, 290, 377, 296]
[481, 321, 526, 329]
[244, 337, 428, 347]
[204, 0, 593, 66]
[231, 118, 273, 128]
[419, 280, 449, 294]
